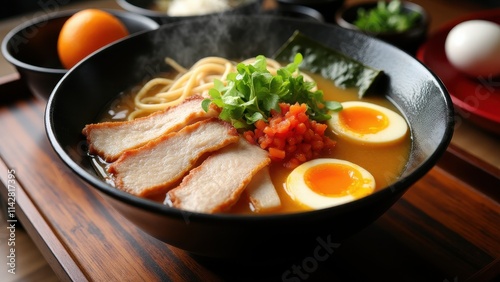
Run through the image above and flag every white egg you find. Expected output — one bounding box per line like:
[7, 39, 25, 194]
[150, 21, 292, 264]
[286, 158, 376, 210]
[445, 20, 500, 77]
[327, 101, 408, 146]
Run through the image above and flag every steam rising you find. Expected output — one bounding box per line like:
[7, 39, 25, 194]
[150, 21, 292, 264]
[133, 15, 297, 83]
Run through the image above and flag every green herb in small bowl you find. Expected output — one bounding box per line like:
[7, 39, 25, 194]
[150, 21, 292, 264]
[335, 1, 429, 54]
[354, 0, 420, 33]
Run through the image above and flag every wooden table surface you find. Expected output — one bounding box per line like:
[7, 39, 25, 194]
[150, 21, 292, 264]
[0, 0, 499, 281]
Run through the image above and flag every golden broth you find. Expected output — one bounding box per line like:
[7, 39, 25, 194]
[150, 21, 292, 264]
[232, 73, 411, 214]
[93, 71, 411, 215]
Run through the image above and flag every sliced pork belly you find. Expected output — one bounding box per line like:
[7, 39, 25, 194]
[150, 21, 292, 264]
[107, 119, 238, 197]
[82, 96, 218, 162]
[245, 166, 281, 212]
[167, 139, 271, 213]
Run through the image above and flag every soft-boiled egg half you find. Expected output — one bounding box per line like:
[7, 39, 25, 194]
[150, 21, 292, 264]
[286, 158, 375, 209]
[327, 101, 408, 146]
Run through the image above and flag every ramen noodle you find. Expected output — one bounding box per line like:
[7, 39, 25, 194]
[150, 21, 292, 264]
[86, 56, 411, 214]
[128, 56, 314, 120]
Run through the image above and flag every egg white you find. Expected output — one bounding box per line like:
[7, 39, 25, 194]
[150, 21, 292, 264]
[328, 101, 408, 146]
[445, 20, 500, 77]
[286, 158, 376, 210]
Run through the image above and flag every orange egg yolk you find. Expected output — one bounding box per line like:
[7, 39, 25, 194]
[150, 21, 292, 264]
[304, 163, 363, 197]
[339, 106, 389, 134]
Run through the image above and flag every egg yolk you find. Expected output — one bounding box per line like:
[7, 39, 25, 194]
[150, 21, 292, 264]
[339, 106, 389, 134]
[304, 163, 363, 197]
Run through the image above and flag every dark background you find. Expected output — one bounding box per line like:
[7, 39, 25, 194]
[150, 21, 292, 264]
[0, 0, 86, 19]
[1, 0, 499, 20]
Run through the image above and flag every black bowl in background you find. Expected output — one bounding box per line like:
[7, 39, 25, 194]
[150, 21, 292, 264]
[116, 0, 263, 25]
[335, 1, 429, 55]
[1, 9, 159, 101]
[45, 15, 453, 260]
[263, 5, 325, 22]
[277, 0, 345, 23]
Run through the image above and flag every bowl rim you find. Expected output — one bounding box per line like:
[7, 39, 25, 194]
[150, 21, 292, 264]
[1, 10, 72, 74]
[1, 8, 159, 74]
[277, 0, 344, 4]
[116, 0, 166, 18]
[116, 0, 263, 18]
[45, 15, 454, 223]
[335, 0, 430, 36]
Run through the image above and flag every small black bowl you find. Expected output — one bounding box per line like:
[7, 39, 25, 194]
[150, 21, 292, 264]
[116, 0, 263, 25]
[335, 1, 429, 55]
[1, 9, 159, 101]
[277, 0, 345, 23]
[263, 4, 325, 22]
[45, 15, 453, 260]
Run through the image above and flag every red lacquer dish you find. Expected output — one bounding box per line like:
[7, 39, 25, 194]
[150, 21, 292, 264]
[417, 9, 500, 135]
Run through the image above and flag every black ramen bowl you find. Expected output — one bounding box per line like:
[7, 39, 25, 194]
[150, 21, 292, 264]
[263, 4, 325, 22]
[335, 1, 429, 55]
[116, 0, 263, 25]
[277, 0, 345, 23]
[45, 15, 453, 260]
[1, 9, 159, 101]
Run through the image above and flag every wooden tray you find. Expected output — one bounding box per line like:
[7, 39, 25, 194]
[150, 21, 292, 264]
[0, 74, 499, 281]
